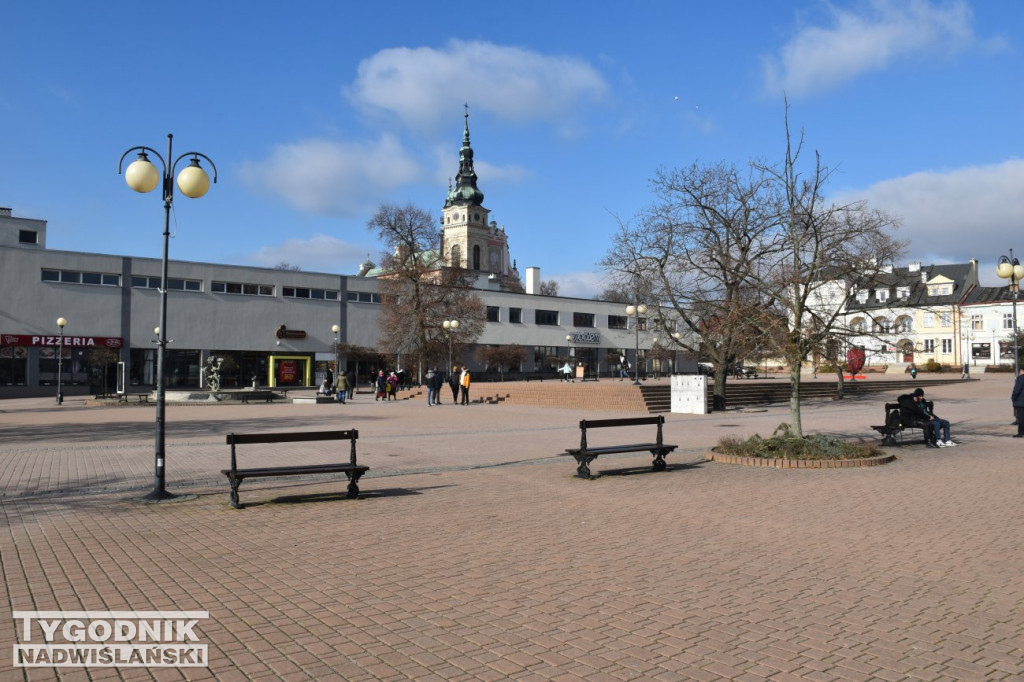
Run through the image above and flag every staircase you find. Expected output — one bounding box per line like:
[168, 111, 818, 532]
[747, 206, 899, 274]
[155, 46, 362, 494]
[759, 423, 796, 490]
[640, 377, 967, 413]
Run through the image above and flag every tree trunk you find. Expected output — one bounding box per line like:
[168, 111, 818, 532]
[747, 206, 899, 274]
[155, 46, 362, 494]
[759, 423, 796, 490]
[712, 369, 728, 411]
[788, 364, 803, 437]
[834, 365, 845, 401]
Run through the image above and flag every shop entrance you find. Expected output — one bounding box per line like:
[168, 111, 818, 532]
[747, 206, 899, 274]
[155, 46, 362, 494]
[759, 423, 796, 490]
[269, 355, 312, 388]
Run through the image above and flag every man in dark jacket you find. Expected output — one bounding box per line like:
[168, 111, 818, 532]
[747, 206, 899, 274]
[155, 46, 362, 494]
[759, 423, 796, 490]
[897, 389, 938, 447]
[900, 387, 955, 447]
[1012, 368, 1024, 437]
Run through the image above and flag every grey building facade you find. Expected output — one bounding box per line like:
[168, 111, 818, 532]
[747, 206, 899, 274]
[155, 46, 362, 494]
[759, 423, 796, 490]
[0, 209, 680, 399]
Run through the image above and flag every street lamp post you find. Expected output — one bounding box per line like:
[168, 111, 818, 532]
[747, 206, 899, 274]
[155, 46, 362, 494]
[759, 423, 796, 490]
[625, 304, 647, 385]
[997, 250, 1024, 376]
[56, 317, 67, 404]
[443, 320, 459, 373]
[119, 134, 217, 501]
[331, 324, 341, 388]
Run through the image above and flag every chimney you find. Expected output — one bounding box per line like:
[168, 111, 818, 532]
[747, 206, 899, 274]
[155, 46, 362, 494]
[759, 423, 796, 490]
[908, 261, 921, 272]
[0, 207, 11, 217]
[525, 267, 541, 295]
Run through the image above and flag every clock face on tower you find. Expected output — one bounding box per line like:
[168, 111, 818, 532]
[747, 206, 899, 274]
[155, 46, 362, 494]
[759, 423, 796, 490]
[452, 212, 460, 221]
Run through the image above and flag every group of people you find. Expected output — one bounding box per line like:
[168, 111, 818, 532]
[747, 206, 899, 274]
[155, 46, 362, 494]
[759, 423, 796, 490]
[317, 368, 354, 403]
[425, 365, 472, 405]
[373, 370, 403, 401]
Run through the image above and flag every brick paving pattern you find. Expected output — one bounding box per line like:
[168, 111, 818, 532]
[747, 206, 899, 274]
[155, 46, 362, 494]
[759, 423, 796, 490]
[1, 375, 1022, 681]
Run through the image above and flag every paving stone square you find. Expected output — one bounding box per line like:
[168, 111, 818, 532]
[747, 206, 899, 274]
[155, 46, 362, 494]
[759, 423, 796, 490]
[1, 375, 1022, 681]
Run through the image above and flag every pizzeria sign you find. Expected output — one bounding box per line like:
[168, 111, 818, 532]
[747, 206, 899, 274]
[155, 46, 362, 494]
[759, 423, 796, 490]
[1, 334, 123, 349]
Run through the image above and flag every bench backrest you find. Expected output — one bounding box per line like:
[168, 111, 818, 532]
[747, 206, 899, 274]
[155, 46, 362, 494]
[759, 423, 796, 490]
[578, 415, 664, 450]
[226, 430, 358, 471]
[885, 401, 933, 422]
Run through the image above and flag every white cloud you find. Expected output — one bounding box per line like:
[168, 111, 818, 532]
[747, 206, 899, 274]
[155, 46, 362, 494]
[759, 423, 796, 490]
[546, 270, 607, 300]
[348, 40, 608, 130]
[763, 0, 976, 97]
[835, 159, 1024, 283]
[239, 134, 421, 217]
[246, 234, 372, 273]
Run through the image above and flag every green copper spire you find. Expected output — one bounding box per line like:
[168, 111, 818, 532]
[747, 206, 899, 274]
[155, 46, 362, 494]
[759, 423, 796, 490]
[445, 104, 485, 208]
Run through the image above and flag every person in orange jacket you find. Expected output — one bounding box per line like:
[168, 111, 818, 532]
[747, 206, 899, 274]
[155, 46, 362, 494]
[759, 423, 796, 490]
[459, 366, 471, 405]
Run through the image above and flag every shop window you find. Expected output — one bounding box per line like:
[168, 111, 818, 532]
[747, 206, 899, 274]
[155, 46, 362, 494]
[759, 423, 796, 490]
[0, 349, 27, 385]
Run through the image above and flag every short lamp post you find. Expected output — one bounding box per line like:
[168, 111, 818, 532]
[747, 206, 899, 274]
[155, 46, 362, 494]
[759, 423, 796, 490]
[119, 134, 217, 501]
[626, 304, 647, 385]
[331, 324, 341, 384]
[997, 250, 1024, 376]
[443, 320, 459, 373]
[56, 317, 67, 405]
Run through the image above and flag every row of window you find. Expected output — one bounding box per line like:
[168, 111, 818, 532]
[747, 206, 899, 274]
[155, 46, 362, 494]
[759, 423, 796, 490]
[854, 283, 955, 304]
[485, 307, 646, 329]
[853, 312, 1015, 333]
[43, 269, 348, 301]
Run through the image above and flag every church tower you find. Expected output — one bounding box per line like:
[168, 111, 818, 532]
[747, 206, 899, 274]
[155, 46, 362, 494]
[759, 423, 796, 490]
[441, 106, 515, 278]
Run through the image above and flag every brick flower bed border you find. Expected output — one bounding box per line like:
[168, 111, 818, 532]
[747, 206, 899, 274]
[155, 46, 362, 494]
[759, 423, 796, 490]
[707, 452, 895, 468]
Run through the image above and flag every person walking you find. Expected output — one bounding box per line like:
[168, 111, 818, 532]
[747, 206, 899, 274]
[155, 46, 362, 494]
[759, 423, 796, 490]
[448, 366, 460, 404]
[425, 368, 437, 405]
[961, 362, 970, 380]
[346, 370, 355, 401]
[335, 370, 349, 404]
[374, 370, 387, 401]
[431, 367, 444, 405]
[459, 366, 471, 405]
[386, 371, 399, 401]
[1012, 367, 1024, 437]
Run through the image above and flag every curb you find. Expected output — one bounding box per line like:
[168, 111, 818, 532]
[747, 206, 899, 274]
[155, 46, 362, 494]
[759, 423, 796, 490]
[706, 452, 896, 468]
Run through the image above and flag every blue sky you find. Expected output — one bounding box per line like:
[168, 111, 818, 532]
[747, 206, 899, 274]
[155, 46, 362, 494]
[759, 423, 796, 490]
[2, 0, 1022, 296]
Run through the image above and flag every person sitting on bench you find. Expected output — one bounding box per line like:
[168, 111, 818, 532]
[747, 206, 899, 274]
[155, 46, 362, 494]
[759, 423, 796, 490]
[899, 388, 956, 448]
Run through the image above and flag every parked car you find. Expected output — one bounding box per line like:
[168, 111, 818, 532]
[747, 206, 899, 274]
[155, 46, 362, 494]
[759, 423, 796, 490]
[730, 364, 758, 378]
[696, 362, 714, 376]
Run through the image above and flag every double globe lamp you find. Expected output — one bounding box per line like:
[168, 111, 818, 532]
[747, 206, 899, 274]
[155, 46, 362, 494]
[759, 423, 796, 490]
[119, 134, 217, 501]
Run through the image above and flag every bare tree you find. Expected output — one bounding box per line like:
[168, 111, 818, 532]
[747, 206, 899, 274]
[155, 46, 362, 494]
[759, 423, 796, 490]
[367, 202, 485, 382]
[274, 262, 302, 271]
[752, 101, 904, 436]
[539, 280, 559, 296]
[603, 161, 782, 410]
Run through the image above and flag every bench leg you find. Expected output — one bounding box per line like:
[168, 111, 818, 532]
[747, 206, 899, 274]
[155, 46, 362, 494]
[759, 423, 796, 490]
[650, 449, 668, 471]
[345, 471, 363, 498]
[228, 477, 242, 509]
[573, 453, 597, 479]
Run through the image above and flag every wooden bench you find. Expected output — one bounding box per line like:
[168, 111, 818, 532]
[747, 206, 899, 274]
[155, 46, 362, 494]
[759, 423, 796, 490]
[222, 430, 368, 508]
[566, 415, 678, 479]
[871, 401, 934, 446]
[239, 390, 277, 404]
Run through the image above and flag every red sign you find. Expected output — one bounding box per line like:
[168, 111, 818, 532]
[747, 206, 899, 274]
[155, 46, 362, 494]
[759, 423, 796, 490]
[278, 360, 298, 384]
[1, 334, 123, 349]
